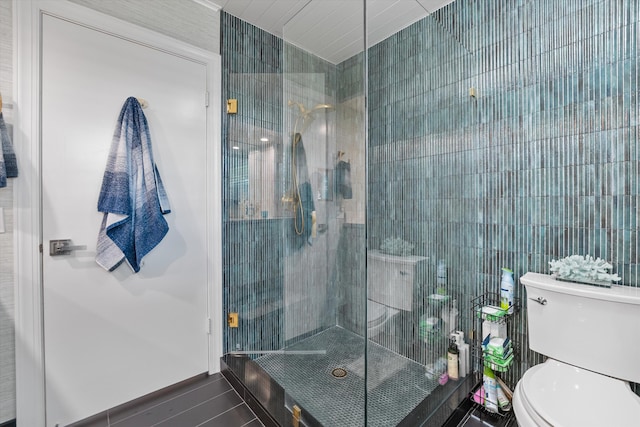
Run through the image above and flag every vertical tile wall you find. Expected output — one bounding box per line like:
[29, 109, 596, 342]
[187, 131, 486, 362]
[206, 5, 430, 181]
[337, 53, 367, 224]
[367, 0, 640, 388]
[335, 53, 367, 335]
[222, 0, 640, 397]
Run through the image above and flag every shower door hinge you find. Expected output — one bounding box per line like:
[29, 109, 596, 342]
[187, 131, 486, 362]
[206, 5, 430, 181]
[207, 317, 212, 334]
[227, 312, 238, 328]
[205, 91, 209, 107]
[292, 405, 302, 427]
[226, 99, 238, 114]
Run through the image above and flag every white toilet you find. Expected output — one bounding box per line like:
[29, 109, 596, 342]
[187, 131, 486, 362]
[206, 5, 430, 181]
[513, 272, 640, 426]
[366, 250, 427, 338]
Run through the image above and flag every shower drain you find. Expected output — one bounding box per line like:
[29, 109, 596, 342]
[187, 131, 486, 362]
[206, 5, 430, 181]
[331, 367, 347, 378]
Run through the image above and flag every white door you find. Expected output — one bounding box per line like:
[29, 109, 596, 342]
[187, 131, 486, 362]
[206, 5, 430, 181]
[41, 13, 211, 426]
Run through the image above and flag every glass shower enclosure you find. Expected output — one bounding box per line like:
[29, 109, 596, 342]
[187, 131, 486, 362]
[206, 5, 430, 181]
[221, 1, 478, 425]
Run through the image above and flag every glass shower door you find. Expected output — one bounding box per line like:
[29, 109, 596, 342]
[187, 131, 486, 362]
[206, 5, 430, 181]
[253, 1, 369, 426]
[366, 2, 481, 425]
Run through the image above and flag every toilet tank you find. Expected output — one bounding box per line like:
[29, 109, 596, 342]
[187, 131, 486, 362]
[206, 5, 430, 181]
[367, 250, 428, 311]
[522, 272, 640, 383]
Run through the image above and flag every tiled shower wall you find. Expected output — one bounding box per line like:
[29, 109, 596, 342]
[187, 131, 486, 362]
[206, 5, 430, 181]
[368, 0, 640, 387]
[222, 0, 640, 396]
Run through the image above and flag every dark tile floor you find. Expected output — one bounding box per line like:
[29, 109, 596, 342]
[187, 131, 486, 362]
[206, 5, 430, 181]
[71, 373, 264, 427]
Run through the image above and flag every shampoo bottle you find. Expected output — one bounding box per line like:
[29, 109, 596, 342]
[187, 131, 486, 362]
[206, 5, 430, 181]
[447, 340, 459, 380]
[500, 267, 514, 314]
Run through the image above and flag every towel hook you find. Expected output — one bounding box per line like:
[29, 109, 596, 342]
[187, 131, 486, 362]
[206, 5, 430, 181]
[136, 97, 149, 109]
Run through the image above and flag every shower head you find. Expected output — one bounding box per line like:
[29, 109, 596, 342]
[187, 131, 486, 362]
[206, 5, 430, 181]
[288, 99, 307, 115]
[310, 103, 334, 112]
[289, 100, 334, 118]
[290, 100, 335, 135]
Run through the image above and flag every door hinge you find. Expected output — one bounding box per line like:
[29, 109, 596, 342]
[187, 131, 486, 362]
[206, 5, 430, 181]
[292, 405, 302, 427]
[205, 91, 210, 107]
[39, 243, 43, 253]
[207, 317, 212, 334]
[227, 312, 238, 328]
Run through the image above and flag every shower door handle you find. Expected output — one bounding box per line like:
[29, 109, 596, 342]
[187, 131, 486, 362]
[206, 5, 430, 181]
[529, 296, 547, 306]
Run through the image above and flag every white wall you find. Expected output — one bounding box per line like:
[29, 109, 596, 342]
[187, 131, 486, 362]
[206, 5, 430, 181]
[0, 0, 15, 422]
[0, 0, 220, 423]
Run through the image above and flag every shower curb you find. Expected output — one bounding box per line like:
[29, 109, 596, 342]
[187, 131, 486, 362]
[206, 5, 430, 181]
[221, 354, 326, 427]
[221, 356, 281, 427]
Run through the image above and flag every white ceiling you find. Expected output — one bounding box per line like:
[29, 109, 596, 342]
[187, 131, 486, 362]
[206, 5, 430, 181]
[212, 0, 456, 64]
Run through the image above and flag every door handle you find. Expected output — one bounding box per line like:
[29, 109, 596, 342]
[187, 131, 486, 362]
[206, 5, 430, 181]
[49, 239, 87, 256]
[529, 296, 547, 306]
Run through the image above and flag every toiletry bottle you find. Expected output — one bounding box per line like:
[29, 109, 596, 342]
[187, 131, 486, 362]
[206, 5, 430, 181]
[496, 382, 512, 411]
[447, 339, 459, 380]
[455, 330, 469, 378]
[483, 367, 499, 413]
[500, 267, 515, 314]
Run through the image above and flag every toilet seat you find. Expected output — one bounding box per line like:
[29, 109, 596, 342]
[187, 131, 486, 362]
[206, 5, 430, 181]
[514, 359, 640, 427]
[367, 299, 389, 329]
[513, 380, 552, 427]
[367, 300, 400, 338]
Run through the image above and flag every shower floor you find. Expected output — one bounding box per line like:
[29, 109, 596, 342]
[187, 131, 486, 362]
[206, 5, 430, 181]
[255, 326, 439, 427]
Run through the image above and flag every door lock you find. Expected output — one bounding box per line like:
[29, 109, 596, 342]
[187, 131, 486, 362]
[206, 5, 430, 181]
[49, 239, 87, 256]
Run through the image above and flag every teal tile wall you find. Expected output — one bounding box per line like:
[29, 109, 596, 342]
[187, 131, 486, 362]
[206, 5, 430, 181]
[223, 0, 640, 395]
[335, 224, 366, 335]
[337, 53, 365, 103]
[367, 0, 640, 388]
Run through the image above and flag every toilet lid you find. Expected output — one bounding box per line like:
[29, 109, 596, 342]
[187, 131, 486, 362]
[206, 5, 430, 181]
[521, 359, 640, 426]
[367, 300, 387, 328]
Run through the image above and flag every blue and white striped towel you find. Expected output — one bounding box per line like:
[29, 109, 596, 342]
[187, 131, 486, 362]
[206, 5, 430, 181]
[0, 112, 18, 188]
[96, 97, 171, 273]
